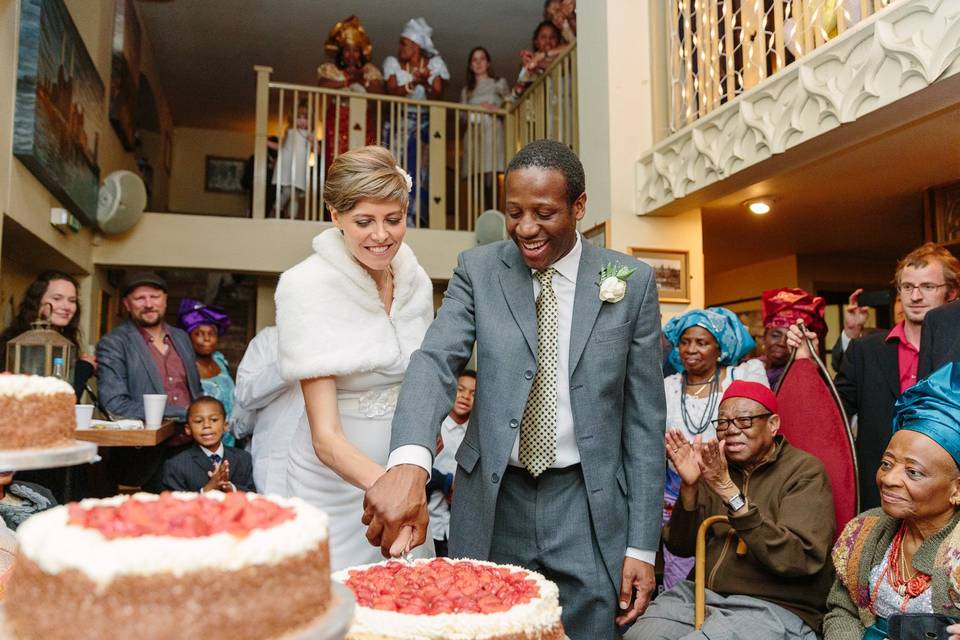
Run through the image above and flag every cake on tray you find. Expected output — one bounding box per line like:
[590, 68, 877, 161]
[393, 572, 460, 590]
[334, 557, 564, 640]
[6, 491, 331, 640]
[0, 374, 75, 449]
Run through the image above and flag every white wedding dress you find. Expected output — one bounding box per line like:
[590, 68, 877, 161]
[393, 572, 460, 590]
[276, 228, 436, 572]
[287, 367, 434, 571]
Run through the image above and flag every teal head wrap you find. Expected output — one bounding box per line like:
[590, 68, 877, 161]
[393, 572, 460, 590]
[893, 362, 960, 468]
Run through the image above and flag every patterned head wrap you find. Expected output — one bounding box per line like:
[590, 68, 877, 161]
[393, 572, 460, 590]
[324, 15, 373, 61]
[178, 298, 231, 336]
[400, 17, 438, 57]
[761, 288, 827, 342]
[663, 307, 756, 373]
[893, 362, 960, 468]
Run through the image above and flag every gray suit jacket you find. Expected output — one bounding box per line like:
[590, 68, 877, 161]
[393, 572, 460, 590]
[391, 239, 666, 588]
[97, 321, 202, 421]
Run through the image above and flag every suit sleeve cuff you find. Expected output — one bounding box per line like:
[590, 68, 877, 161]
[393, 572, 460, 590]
[625, 548, 656, 565]
[387, 445, 433, 479]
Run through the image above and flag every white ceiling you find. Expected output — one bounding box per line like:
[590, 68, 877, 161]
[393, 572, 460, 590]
[136, 0, 545, 132]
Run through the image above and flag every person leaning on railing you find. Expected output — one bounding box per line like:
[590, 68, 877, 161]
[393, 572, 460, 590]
[824, 362, 960, 640]
[512, 20, 565, 99]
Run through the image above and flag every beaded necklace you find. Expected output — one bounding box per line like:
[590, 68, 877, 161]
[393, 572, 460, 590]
[680, 371, 720, 436]
[869, 523, 932, 613]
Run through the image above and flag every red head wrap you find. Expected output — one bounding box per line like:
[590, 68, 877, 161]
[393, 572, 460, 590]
[721, 380, 779, 414]
[761, 288, 827, 342]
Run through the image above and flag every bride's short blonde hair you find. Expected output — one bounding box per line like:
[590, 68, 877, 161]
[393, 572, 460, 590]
[323, 146, 410, 214]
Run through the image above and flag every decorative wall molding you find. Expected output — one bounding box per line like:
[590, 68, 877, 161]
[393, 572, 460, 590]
[636, 0, 960, 215]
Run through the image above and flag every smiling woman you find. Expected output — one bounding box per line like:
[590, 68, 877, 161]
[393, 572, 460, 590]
[825, 362, 960, 640]
[274, 145, 436, 571]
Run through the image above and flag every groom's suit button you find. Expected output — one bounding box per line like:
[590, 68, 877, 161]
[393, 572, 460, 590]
[509, 419, 519, 429]
[524, 370, 534, 380]
[491, 473, 500, 483]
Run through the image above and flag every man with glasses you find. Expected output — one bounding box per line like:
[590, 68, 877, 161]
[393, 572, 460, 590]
[788, 243, 960, 510]
[627, 381, 834, 640]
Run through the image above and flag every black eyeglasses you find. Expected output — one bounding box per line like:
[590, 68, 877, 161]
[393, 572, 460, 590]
[711, 413, 772, 433]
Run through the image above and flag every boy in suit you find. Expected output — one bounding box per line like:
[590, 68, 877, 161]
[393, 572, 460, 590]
[162, 396, 256, 493]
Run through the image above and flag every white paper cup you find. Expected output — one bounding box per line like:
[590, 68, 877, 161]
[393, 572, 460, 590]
[74, 404, 94, 430]
[143, 394, 167, 428]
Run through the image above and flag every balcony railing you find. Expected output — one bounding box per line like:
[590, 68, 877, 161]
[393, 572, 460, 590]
[251, 44, 578, 231]
[668, 0, 897, 131]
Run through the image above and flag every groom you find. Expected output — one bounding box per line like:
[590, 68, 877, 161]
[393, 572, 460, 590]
[363, 140, 666, 638]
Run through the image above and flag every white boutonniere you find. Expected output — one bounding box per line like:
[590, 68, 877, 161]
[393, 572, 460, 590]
[596, 263, 636, 303]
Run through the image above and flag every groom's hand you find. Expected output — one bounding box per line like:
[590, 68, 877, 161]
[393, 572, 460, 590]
[616, 557, 655, 626]
[362, 464, 429, 557]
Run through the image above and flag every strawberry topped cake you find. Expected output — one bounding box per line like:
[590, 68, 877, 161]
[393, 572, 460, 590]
[334, 558, 564, 640]
[6, 492, 331, 640]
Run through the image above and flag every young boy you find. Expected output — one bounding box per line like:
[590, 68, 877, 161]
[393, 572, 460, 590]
[161, 396, 256, 493]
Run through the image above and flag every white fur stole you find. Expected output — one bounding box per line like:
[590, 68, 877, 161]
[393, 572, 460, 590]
[275, 228, 434, 381]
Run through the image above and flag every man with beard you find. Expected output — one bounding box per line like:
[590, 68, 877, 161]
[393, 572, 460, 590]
[97, 272, 202, 490]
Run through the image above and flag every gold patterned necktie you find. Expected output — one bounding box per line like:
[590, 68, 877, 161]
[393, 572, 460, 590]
[519, 267, 559, 477]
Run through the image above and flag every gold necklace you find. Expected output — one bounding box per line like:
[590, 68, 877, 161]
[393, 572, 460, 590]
[376, 267, 394, 293]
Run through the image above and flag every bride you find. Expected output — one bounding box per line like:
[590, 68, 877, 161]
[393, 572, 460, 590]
[276, 146, 435, 570]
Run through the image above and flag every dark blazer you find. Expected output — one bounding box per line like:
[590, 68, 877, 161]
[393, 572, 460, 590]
[919, 300, 960, 379]
[97, 321, 202, 421]
[390, 238, 665, 591]
[161, 444, 256, 493]
[834, 331, 900, 511]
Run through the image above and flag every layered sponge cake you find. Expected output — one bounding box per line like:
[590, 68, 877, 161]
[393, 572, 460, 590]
[6, 492, 331, 639]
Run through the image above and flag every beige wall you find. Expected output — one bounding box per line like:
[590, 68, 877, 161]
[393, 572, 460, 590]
[577, 0, 705, 322]
[92, 213, 473, 280]
[168, 127, 253, 217]
[706, 255, 800, 306]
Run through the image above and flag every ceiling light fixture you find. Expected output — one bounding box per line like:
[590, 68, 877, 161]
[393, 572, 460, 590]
[745, 198, 773, 215]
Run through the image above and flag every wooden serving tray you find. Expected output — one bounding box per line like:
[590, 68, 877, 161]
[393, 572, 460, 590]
[74, 420, 177, 447]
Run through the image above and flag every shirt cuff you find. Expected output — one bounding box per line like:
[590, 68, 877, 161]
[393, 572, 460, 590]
[625, 547, 656, 565]
[387, 445, 433, 479]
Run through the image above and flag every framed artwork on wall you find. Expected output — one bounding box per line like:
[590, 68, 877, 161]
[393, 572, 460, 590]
[925, 180, 960, 247]
[109, 0, 142, 151]
[13, 0, 105, 226]
[204, 156, 246, 194]
[582, 219, 610, 248]
[629, 247, 690, 303]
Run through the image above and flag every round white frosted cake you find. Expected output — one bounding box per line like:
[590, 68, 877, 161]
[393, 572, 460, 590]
[0, 374, 75, 449]
[6, 491, 332, 640]
[334, 557, 564, 640]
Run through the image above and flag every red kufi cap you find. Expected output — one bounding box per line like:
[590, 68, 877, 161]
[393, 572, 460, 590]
[721, 380, 779, 414]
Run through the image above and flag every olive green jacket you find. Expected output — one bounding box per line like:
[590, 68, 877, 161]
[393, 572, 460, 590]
[824, 509, 960, 640]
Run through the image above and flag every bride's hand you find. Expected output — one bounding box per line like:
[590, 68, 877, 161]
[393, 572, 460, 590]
[389, 525, 416, 558]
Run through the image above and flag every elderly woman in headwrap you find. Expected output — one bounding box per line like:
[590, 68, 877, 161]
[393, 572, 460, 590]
[660, 307, 769, 589]
[317, 15, 383, 174]
[382, 17, 449, 228]
[760, 288, 827, 388]
[179, 299, 236, 446]
[825, 362, 960, 640]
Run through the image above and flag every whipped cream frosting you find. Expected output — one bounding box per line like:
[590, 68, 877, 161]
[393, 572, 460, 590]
[17, 492, 328, 587]
[0, 374, 74, 398]
[334, 558, 562, 639]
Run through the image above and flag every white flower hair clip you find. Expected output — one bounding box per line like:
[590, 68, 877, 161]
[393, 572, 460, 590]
[396, 165, 413, 192]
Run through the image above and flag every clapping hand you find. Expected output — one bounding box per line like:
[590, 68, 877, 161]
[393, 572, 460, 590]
[698, 439, 737, 499]
[665, 430, 700, 486]
[204, 460, 233, 493]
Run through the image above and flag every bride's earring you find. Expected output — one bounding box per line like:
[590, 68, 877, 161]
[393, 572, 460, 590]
[338, 227, 344, 235]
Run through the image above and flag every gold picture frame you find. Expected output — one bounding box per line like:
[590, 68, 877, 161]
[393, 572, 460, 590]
[581, 219, 610, 249]
[629, 247, 690, 303]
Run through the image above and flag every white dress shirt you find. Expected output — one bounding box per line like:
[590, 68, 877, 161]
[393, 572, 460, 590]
[388, 234, 652, 564]
[232, 326, 304, 496]
[429, 415, 468, 541]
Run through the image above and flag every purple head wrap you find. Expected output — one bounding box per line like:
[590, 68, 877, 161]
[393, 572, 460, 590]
[178, 298, 231, 336]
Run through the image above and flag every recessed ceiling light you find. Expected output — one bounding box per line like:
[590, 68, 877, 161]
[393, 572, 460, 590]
[745, 199, 772, 215]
